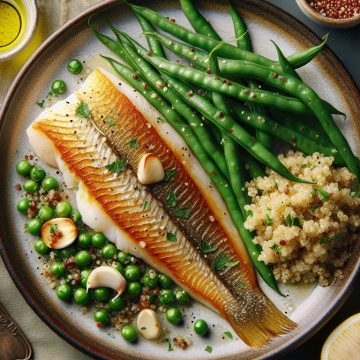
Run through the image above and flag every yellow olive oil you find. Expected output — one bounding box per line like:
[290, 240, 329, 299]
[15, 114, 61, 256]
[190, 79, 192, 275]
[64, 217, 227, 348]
[0, 0, 27, 53]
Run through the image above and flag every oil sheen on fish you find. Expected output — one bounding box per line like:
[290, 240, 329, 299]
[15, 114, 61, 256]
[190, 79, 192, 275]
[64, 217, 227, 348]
[27, 68, 295, 348]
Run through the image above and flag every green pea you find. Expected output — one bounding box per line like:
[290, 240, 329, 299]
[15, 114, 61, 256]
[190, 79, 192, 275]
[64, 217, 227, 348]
[108, 297, 125, 311]
[38, 205, 54, 221]
[159, 274, 173, 289]
[23, 180, 40, 194]
[124, 264, 141, 282]
[80, 269, 91, 288]
[93, 287, 111, 302]
[142, 269, 158, 288]
[67, 59, 83, 74]
[113, 262, 124, 275]
[77, 232, 92, 249]
[50, 261, 65, 277]
[56, 283, 72, 301]
[57, 246, 76, 260]
[51, 79, 66, 95]
[93, 308, 110, 325]
[17, 198, 30, 214]
[117, 251, 130, 264]
[175, 288, 190, 305]
[71, 209, 82, 223]
[73, 288, 90, 305]
[74, 250, 92, 267]
[101, 243, 118, 259]
[27, 218, 42, 235]
[16, 160, 32, 177]
[121, 325, 137, 342]
[194, 319, 208, 336]
[55, 201, 72, 217]
[91, 232, 106, 248]
[127, 282, 142, 297]
[42, 176, 59, 191]
[166, 307, 182, 325]
[158, 289, 175, 306]
[34, 239, 49, 255]
[30, 165, 46, 183]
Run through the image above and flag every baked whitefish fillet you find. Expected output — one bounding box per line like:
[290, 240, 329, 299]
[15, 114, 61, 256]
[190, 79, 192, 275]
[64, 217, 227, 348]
[27, 68, 295, 348]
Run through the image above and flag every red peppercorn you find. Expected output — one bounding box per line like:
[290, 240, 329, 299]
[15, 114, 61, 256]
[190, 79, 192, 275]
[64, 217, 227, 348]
[279, 240, 287, 246]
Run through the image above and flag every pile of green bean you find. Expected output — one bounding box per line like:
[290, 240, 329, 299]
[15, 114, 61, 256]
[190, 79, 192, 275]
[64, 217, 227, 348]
[89, 0, 358, 293]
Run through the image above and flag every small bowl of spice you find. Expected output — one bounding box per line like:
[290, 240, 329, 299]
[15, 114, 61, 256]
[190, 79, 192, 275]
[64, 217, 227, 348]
[296, 0, 360, 28]
[0, 0, 38, 62]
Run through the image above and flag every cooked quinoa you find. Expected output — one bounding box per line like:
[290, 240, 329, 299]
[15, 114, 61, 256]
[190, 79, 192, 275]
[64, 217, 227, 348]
[244, 151, 360, 286]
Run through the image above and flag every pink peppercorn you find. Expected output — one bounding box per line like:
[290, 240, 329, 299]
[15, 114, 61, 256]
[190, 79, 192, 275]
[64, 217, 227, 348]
[307, 0, 360, 19]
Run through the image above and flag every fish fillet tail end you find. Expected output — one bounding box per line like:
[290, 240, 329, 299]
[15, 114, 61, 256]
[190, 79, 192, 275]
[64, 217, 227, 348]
[226, 298, 296, 349]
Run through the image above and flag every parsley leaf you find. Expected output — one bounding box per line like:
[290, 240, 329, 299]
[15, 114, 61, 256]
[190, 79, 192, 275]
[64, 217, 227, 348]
[245, 209, 253, 218]
[172, 207, 190, 219]
[199, 240, 217, 254]
[212, 254, 229, 272]
[270, 244, 282, 253]
[105, 159, 126, 175]
[166, 191, 177, 208]
[50, 224, 58, 234]
[205, 346, 212, 353]
[128, 138, 139, 148]
[164, 168, 176, 181]
[143, 200, 149, 210]
[318, 188, 329, 200]
[264, 214, 272, 226]
[165, 338, 173, 352]
[224, 331, 233, 339]
[75, 101, 91, 118]
[36, 100, 45, 108]
[166, 232, 177, 242]
[107, 118, 116, 126]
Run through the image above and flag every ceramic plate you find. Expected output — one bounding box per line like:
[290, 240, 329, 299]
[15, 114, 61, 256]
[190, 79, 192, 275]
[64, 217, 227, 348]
[0, 1, 360, 359]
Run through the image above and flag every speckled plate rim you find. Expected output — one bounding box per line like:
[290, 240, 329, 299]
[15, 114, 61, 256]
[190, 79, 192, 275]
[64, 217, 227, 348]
[0, 1, 360, 359]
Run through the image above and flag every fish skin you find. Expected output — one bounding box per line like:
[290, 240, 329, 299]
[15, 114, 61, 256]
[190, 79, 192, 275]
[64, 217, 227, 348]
[28, 69, 296, 348]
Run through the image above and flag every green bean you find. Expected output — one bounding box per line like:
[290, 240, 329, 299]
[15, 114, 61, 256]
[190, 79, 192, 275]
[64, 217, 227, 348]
[108, 25, 230, 179]
[129, 3, 326, 70]
[242, 151, 265, 179]
[269, 109, 332, 147]
[102, 56, 280, 293]
[139, 54, 359, 182]
[232, 104, 343, 165]
[136, 53, 312, 114]
[227, 2, 272, 149]
[179, 0, 221, 40]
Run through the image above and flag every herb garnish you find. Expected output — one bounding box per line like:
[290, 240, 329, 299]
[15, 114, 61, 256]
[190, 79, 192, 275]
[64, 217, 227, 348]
[105, 159, 126, 175]
[166, 191, 177, 208]
[75, 101, 91, 118]
[50, 224, 59, 234]
[199, 240, 217, 254]
[236, 281, 245, 289]
[36, 100, 45, 108]
[224, 331, 233, 339]
[172, 207, 190, 219]
[245, 209, 253, 218]
[270, 244, 282, 253]
[264, 214, 273, 226]
[284, 214, 301, 227]
[205, 346, 213, 353]
[128, 138, 139, 148]
[317, 188, 329, 200]
[107, 118, 116, 126]
[164, 168, 176, 181]
[212, 254, 239, 272]
[166, 232, 177, 242]
[320, 237, 331, 244]
[143, 200, 149, 210]
[165, 338, 174, 352]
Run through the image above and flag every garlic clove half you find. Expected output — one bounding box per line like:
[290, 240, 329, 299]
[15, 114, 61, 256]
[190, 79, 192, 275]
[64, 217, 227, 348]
[41, 218, 77, 249]
[136, 309, 162, 340]
[137, 153, 165, 185]
[86, 266, 126, 295]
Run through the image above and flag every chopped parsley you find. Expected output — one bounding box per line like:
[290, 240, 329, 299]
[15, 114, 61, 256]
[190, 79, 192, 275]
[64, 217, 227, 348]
[166, 232, 177, 242]
[270, 244, 282, 253]
[318, 188, 329, 200]
[236, 281, 245, 289]
[105, 159, 126, 175]
[172, 207, 190, 219]
[36, 100, 45, 108]
[284, 214, 301, 227]
[224, 331, 233, 339]
[205, 346, 213, 353]
[301, 163, 308, 169]
[212, 254, 239, 272]
[50, 224, 59, 234]
[164, 168, 176, 181]
[320, 237, 331, 244]
[245, 209, 253, 218]
[165, 338, 173, 352]
[128, 138, 139, 148]
[107, 118, 117, 126]
[166, 191, 177, 208]
[199, 240, 217, 254]
[143, 200, 149, 210]
[264, 214, 273, 226]
[75, 101, 91, 118]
